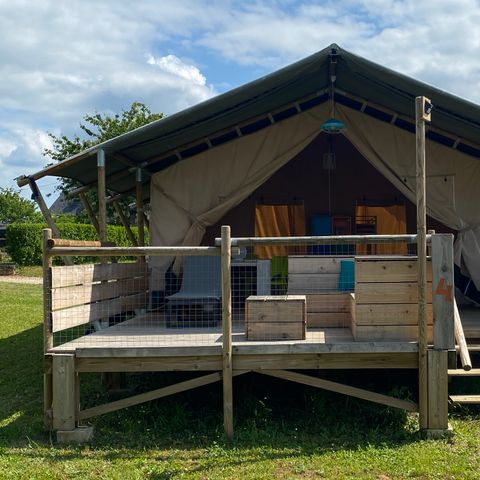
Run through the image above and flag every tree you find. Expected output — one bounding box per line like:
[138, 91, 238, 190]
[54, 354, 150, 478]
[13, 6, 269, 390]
[43, 102, 164, 224]
[0, 188, 42, 224]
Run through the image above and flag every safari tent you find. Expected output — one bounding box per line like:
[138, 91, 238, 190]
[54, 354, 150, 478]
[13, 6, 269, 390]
[16, 44, 480, 442]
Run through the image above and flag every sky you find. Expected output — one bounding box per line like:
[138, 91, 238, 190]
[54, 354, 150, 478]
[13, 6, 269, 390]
[1, 0, 480, 203]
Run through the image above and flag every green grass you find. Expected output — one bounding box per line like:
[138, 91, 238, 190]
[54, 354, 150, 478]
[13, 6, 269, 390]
[1, 282, 480, 479]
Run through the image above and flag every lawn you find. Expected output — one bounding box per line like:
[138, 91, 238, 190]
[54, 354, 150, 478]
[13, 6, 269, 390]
[1, 281, 480, 479]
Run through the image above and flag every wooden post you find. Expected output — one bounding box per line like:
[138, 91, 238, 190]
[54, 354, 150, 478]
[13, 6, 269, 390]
[113, 200, 138, 246]
[431, 234, 455, 350]
[221, 225, 233, 440]
[136, 169, 145, 247]
[97, 149, 107, 244]
[52, 354, 76, 431]
[427, 349, 449, 431]
[42, 228, 53, 430]
[78, 192, 100, 235]
[29, 179, 72, 266]
[416, 96, 431, 431]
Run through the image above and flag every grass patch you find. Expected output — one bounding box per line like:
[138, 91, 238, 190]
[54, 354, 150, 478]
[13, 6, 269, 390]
[15, 265, 43, 277]
[1, 282, 480, 478]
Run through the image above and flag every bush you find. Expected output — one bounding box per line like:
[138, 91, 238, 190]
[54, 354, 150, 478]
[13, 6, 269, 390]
[6, 223, 147, 266]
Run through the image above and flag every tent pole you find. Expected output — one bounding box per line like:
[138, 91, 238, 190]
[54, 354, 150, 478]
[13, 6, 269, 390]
[78, 192, 100, 236]
[97, 150, 107, 244]
[113, 200, 138, 246]
[415, 96, 431, 432]
[28, 178, 72, 266]
[136, 169, 145, 247]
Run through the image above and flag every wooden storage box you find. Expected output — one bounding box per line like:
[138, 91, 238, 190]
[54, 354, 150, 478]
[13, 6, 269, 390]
[246, 295, 306, 340]
[352, 257, 433, 342]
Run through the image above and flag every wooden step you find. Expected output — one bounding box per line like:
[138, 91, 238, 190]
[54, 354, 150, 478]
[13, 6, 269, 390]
[448, 369, 480, 376]
[449, 395, 480, 404]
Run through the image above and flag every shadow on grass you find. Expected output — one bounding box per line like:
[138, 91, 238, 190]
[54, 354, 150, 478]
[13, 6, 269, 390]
[0, 323, 44, 446]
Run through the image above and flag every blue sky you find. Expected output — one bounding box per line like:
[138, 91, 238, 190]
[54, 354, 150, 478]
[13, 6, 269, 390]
[1, 0, 480, 202]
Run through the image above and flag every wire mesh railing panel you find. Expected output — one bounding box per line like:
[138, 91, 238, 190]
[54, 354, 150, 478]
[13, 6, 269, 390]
[49, 253, 225, 350]
[46, 234, 428, 352]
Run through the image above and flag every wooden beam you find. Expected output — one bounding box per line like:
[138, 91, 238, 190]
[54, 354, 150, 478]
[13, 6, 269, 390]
[29, 179, 72, 265]
[454, 300, 472, 371]
[52, 354, 76, 430]
[431, 234, 455, 350]
[217, 234, 425, 247]
[97, 149, 107, 243]
[427, 349, 449, 430]
[113, 200, 138, 246]
[255, 369, 418, 412]
[78, 192, 100, 235]
[415, 95, 431, 431]
[221, 225, 233, 440]
[48, 245, 227, 257]
[136, 169, 145, 247]
[78, 372, 228, 421]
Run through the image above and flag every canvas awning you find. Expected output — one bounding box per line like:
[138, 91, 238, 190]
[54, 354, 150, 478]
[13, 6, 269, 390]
[17, 43, 480, 199]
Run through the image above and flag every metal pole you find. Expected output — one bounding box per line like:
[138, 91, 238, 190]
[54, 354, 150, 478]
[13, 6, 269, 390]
[97, 149, 107, 244]
[415, 96, 431, 431]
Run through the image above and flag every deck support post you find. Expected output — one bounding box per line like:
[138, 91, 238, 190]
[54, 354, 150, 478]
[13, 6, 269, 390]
[52, 354, 76, 431]
[427, 349, 449, 434]
[415, 96, 431, 431]
[42, 229, 53, 429]
[221, 225, 233, 440]
[97, 149, 107, 244]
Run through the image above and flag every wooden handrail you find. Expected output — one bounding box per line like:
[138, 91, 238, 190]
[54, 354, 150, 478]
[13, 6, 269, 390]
[454, 299, 472, 371]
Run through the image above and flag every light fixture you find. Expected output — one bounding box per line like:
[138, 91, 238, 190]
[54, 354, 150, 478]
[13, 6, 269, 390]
[321, 48, 345, 134]
[320, 117, 346, 134]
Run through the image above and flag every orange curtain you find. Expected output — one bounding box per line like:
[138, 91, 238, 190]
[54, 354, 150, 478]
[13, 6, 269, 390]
[254, 204, 306, 259]
[355, 204, 407, 255]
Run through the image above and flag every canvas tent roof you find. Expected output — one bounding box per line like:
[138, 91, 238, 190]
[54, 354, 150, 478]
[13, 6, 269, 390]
[17, 43, 480, 198]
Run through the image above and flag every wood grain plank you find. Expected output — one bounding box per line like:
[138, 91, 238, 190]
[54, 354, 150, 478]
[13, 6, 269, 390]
[355, 259, 432, 283]
[51, 263, 147, 288]
[355, 282, 433, 304]
[353, 324, 433, 342]
[52, 276, 148, 310]
[307, 312, 351, 328]
[354, 304, 433, 326]
[52, 292, 147, 332]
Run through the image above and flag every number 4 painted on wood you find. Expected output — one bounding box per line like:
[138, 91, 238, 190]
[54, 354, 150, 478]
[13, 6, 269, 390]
[434, 278, 453, 302]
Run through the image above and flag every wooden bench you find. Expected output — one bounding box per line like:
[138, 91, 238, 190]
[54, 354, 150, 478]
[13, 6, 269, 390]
[47, 262, 149, 341]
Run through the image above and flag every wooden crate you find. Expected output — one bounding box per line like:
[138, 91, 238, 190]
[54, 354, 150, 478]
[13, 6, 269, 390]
[246, 295, 306, 340]
[306, 293, 351, 328]
[352, 257, 433, 342]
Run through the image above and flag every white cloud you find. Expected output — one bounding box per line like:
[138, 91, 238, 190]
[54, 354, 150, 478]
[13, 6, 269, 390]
[148, 55, 207, 86]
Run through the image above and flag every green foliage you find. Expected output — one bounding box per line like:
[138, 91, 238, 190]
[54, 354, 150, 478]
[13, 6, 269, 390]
[43, 102, 164, 224]
[5, 223, 147, 265]
[0, 188, 42, 224]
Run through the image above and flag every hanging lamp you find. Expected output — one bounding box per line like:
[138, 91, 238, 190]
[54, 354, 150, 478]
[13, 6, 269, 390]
[320, 48, 345, 134]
